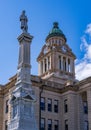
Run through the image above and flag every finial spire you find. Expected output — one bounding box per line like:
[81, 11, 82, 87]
[20, 10, 28, 33]
[53, 22, 59, 28]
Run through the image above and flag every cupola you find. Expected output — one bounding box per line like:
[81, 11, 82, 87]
[46, 22, 66, 42]
[37, 22, 76, 84]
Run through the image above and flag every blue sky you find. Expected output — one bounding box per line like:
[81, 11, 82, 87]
[0, 0, 91, 84]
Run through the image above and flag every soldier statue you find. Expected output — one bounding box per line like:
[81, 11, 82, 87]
[20, 10, 28, 33]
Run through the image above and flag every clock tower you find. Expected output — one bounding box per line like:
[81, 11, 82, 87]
[37, 22, 76, 84]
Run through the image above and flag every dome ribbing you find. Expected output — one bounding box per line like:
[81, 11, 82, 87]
[46, 22, 66, 42]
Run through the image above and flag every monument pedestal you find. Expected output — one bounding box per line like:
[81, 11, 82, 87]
[8, 85, 37, 130]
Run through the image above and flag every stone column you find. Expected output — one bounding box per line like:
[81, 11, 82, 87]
[48, 56, 50, 70]
[66, 58, 68, 72]
[73, 60, 75, 74]
[50, 55, 51, 69]
[43, 59, 45, 73]
[17, 33, 33, 84]
[46, 57, 48, 71]
[87, 88, 91, 129]
[38, 61, 41, 75]
[70, 59, 74, 73]
[61, 56, 63, 71]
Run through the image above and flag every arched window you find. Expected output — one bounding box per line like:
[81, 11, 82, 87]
[52, 39, 54, 43]
[59, 56, 61, 70]
[68, 59, 71, 72]
[63, 57, 66, 71]
[55, 39, 57, 44]
[41, 61, 43, 74]
[48, 56, 50, 70]
[44, 59, 47, 72]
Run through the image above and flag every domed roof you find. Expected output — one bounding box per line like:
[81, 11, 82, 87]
[46, 22, 66, 42]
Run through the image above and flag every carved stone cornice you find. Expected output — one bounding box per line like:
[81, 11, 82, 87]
[0, 73, 79, 96]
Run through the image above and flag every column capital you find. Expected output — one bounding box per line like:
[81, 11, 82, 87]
[18, 33, 33, 43]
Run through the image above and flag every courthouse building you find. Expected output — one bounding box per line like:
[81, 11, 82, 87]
[0, 12, 91, 130]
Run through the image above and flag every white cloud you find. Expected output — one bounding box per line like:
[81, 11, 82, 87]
[75, 23, 91, 80]
[75, 61, 91, 80]
[85, 23, 91, 36]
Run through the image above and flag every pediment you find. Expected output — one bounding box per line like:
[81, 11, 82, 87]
[23, 95, 33, 100]
[37, 45, 46, 60]
[57, 43, 76, 58]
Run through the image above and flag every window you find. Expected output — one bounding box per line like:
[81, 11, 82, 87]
[59, 59, 61, 70]
[44, 59, 47, 72]
[5, 120, 8, 130]
[54, 100, 58, 113]
[84, 121, 88, 130]
[68, 59, 71, 72]
[54, 120, 59, 130]
[41, 118, 45, 130]
[48, 99, 52, 112]
[48, 56, 50, 70]
[48, 119, 52, 130]
[5, 100, 9, 113]
[59, 56, 61, 70]
[63, 57, 66, 71]
[55, 39, 57, 43]
[52, 39, 54, 43]
[40, 97, 45, 111]
[41, 61, 43, 74]
[83, 101, 88, 114]
[59, 40, 62, 44]
[64, 99, 68, 113]
[65, 120, 68, 130]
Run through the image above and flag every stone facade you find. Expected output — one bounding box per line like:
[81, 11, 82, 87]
[0, 16, 91, 130]
[0, 75, 91, 130]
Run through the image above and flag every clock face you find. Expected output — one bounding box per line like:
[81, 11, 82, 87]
[62, 46, 67, 52]
[44, 47, 47, 54]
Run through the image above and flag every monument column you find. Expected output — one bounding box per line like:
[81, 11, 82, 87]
[8, 10, 38, 130]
